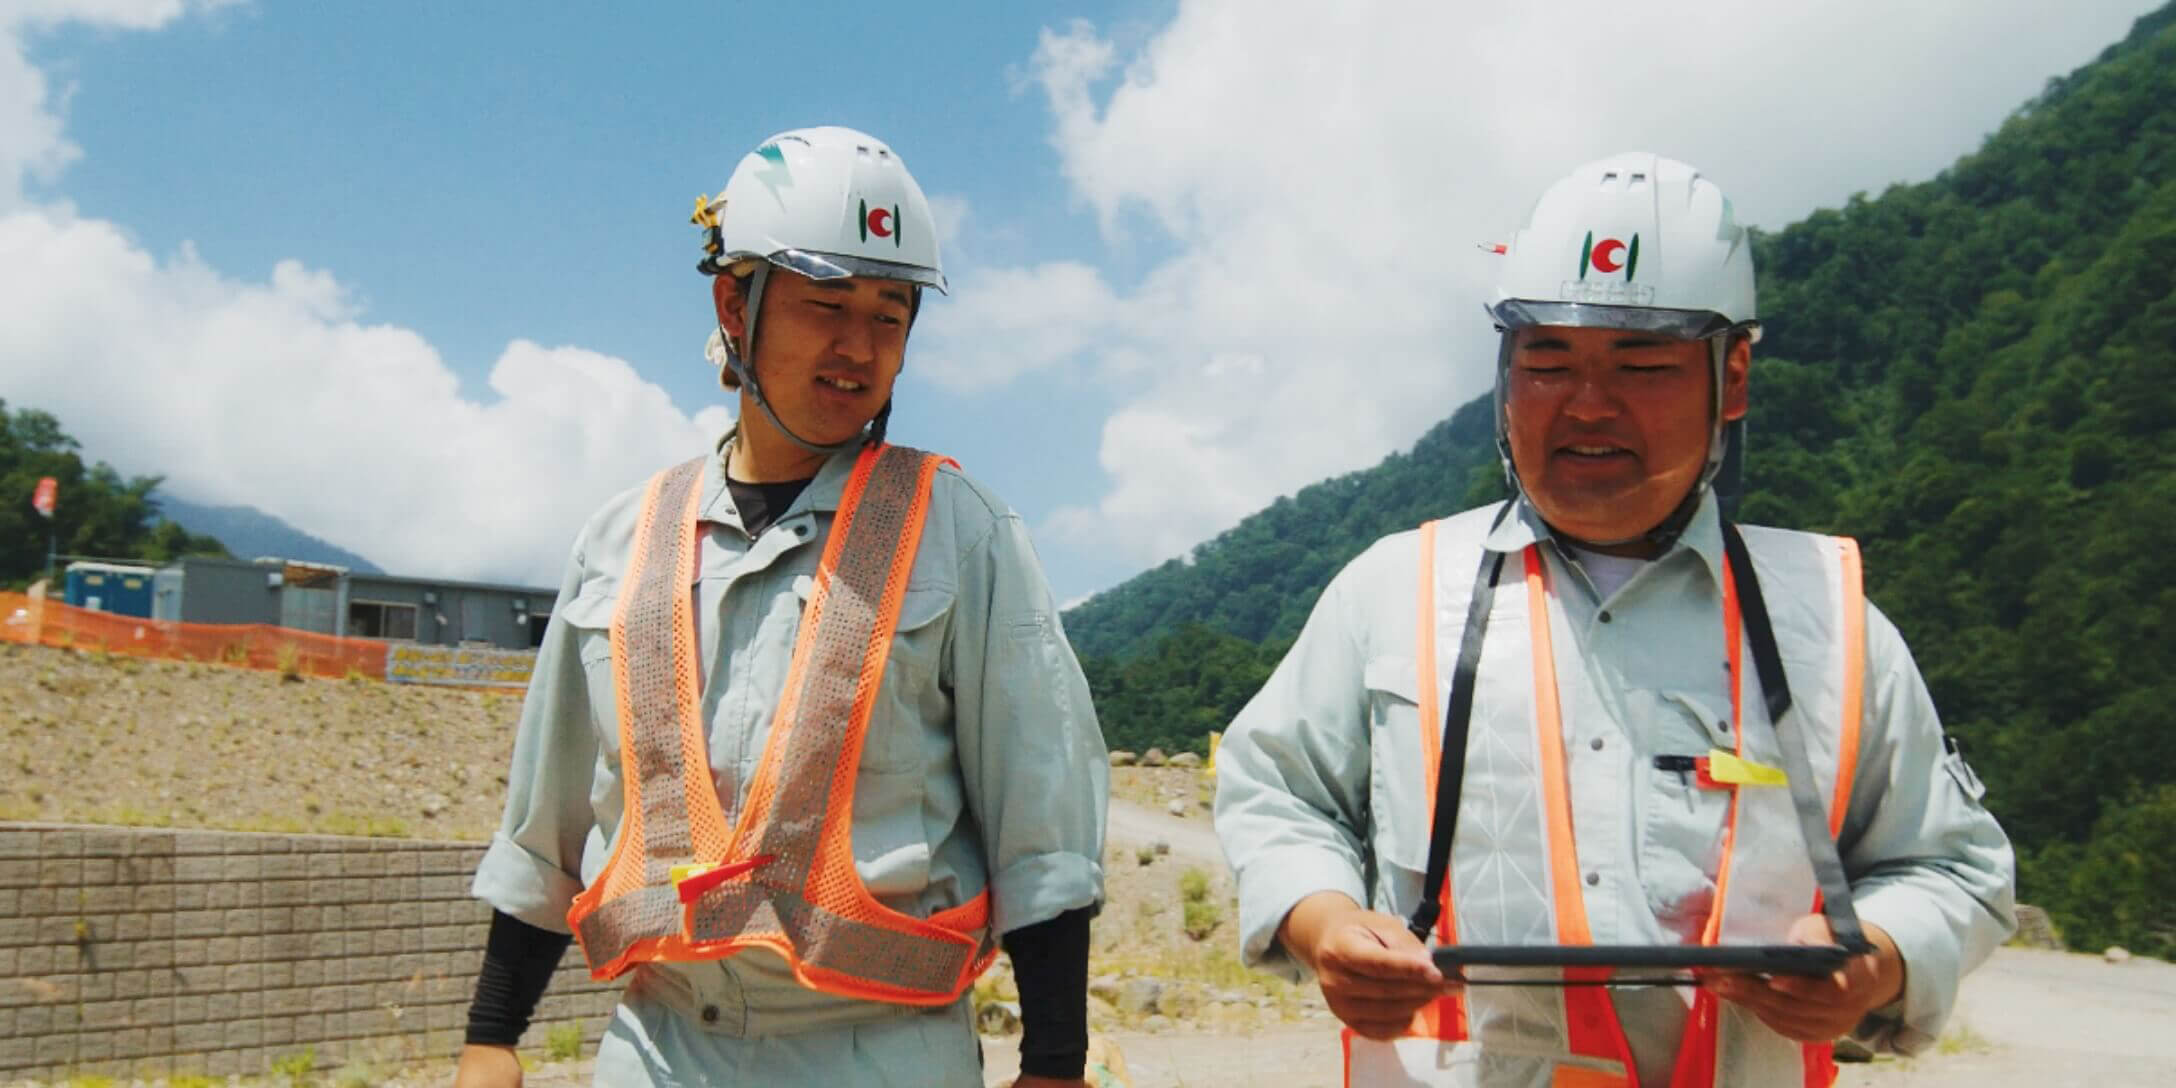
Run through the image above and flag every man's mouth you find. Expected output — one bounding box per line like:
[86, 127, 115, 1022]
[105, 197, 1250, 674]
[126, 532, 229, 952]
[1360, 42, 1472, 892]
[815, 375, 866, 392]
[1558, 443, 1632, 459]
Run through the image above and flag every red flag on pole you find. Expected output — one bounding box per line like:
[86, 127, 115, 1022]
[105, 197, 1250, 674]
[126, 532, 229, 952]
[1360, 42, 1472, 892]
[31, 476, 57, 519]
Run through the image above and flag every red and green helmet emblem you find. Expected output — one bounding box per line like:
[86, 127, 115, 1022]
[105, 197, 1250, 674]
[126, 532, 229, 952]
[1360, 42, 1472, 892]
[858, 198, 902, 247]
[1578, 231, 1639, 282]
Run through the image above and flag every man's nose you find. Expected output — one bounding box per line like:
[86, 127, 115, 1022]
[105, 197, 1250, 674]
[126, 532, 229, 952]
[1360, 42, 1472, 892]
[1562, 375, 1620, 421]
[832, 317, 878, 364]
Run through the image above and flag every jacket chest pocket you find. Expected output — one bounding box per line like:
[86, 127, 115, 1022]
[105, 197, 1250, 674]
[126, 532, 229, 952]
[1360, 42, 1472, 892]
[1632, 688, 1734, 937]
[559, 590, 623, 758]
[858, 584, 955, 775]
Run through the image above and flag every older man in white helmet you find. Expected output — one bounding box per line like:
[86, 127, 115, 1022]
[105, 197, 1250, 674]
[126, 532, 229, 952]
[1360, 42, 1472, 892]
[457, 127, 1109, 1088]
[1214, 154, 2014, 1086]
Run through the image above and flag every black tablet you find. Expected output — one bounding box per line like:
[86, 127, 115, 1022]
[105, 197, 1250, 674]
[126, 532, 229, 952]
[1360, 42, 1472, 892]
[1432, 944, 1853, 987]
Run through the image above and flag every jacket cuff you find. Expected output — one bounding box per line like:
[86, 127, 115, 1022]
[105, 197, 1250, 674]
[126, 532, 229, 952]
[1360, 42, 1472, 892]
[1852, 883, 1962, 1054]
[471, 833, 584, 935]
[991, 851, 1105, 936]
[1236, 846, 1368, 982]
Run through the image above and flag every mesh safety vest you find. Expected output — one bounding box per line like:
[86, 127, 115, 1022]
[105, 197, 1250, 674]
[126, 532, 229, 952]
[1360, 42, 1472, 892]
[566, 443, 997, 1005]
[1343, 519, 1866, 1087]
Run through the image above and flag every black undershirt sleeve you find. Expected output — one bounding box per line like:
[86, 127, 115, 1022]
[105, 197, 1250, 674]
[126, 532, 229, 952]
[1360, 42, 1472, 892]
[1003, 906, 1094, 1080]
[466, 910, 572, 1047]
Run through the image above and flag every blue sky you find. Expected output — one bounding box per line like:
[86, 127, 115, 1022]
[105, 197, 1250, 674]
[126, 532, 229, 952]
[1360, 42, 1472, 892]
[20, 1, 1170, 580]
[3, 1, 2161, 602]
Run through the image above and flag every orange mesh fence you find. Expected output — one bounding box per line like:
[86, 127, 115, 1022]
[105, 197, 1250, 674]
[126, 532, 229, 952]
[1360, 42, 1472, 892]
[0, 592, 390, 680]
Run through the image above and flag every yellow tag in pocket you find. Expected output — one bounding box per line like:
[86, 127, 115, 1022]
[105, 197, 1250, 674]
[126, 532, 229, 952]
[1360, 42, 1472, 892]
[1705, 750, 1788, 787]
[670, 862, 717, 886]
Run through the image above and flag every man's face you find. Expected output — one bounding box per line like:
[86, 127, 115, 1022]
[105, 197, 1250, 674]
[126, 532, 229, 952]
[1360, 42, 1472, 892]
[715, 268, 913, 447]
[1504, 324, 1749, 551]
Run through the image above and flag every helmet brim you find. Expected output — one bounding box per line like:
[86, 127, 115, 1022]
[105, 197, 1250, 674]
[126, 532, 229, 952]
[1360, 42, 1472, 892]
[747, 247, 949, 295]
[1488, 299, 1758, 343]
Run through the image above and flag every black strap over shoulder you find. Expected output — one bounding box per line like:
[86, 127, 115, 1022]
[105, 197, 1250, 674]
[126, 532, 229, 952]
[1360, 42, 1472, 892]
[1404, 511, 1872, 956]
[1721, 522, 1873, 955]
[1407, 503, 1511, 941]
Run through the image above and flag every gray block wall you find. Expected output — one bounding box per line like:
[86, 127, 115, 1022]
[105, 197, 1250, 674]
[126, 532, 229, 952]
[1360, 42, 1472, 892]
[0, 823, 619, 1082]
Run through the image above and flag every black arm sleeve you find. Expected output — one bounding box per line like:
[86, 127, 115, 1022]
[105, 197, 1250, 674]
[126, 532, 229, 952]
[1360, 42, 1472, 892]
[465, 910, 573, 1046]
[1002, 906, 1094, 1080]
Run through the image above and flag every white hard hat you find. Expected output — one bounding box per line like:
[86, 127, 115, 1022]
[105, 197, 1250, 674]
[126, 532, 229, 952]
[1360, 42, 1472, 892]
[696, 126, 946, 293]
[693, 127, 943, 453]
[1488, 152, 1755, 341]
[1486, 153, 1759, 538]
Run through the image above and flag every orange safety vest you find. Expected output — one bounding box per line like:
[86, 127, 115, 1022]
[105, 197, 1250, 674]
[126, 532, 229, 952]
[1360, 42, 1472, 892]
[566, 443, 997, 1005]
[1344, 519, 1866, 1087]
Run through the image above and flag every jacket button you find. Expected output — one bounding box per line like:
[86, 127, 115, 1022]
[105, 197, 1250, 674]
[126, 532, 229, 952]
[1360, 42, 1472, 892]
[1598, 610, 1613, 623]
[1590, 737, 1605, 751]
[1585, 871, 1601, 886]
[700, 1004, 720, 1025]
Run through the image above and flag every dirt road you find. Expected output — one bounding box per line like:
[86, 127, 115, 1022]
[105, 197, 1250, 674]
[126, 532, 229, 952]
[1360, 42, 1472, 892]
[976, 946, 2176, 1087]
[1106, 796, 1225, 868]
[1024, 796, 2176, 1087]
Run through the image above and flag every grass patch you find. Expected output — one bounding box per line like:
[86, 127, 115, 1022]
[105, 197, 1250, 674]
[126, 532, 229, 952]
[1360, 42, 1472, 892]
[1937, 1019, 1992, 1055]
[269, 1045, 317, 1081]
[545, 1022, 584, 1061]
[1178, 866, 1223, 940]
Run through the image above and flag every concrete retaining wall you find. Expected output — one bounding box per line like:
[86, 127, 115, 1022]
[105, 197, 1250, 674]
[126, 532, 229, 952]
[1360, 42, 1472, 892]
[0, 823, 618, 1081]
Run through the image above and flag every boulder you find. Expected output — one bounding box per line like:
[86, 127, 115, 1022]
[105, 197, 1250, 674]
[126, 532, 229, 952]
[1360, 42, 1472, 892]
[1165, 799, 1188, 817]
[975, 999, 1021, 1035]
[1141, 748, 1168, 767]
[1169, 752, 1202, 768]
[2106, 946, 2133, 964]
[1108, 751, 1138, 767]
[1117, 977, 1163, 1016]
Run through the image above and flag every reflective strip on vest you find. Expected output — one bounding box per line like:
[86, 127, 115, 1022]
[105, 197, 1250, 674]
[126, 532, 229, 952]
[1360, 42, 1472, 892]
[1345, 526, 1864, 1087]
[567, 444, 996, 1005]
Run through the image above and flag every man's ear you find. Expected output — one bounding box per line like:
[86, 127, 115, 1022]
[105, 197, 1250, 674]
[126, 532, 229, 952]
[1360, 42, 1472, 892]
[1721, 333, 1752, 423]
[714, 275, 748, 340]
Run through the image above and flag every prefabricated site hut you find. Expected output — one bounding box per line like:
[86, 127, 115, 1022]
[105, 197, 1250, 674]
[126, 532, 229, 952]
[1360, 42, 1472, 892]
[151, 556, 557, 650]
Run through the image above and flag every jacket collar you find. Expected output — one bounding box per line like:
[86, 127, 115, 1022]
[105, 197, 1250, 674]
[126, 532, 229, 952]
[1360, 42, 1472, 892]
[696, 424, 865, 528]
[1483, 489, 1728, 589]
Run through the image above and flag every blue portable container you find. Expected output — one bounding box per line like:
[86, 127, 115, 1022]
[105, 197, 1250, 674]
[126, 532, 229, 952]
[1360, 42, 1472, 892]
[64, 561, 157, 617]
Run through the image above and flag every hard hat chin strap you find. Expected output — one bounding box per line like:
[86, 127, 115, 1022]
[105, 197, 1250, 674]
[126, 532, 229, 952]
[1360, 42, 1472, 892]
[722, 262, 878, 457]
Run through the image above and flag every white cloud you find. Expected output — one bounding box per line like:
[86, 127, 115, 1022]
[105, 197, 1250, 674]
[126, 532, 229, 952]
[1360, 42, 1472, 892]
[0, 207, 731, 585]
[0, 2, 242, 209]
[0, 3, 730, 588]
[964, 0, 2162, 576]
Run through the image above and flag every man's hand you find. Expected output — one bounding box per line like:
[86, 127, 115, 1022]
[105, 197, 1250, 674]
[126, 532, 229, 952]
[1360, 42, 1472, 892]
[1708, 915, 1904, 1043]
[1279, 892, 1458, 1040]
[452, 1043, 522, 1087]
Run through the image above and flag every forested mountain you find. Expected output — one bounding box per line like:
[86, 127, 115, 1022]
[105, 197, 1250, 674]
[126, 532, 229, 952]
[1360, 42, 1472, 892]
[158, 496, 382, 573]
[1064, 4, 2176, 956]
[2, 401, 229, 587]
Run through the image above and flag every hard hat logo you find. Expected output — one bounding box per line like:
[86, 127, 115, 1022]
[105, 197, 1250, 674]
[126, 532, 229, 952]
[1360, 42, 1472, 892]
[859, 199, 902, 246]
[751, 141, 795, 204]
[1579, 231, 1639, 281]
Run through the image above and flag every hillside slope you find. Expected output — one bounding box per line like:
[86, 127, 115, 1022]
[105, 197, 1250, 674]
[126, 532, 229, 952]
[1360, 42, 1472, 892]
[1061, 3, 2176, 958]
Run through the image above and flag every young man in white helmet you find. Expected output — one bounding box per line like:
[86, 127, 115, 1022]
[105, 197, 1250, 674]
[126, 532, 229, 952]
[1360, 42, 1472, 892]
[457, 127, 1109, 1088]
[1214, 154, 2015, 1086]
